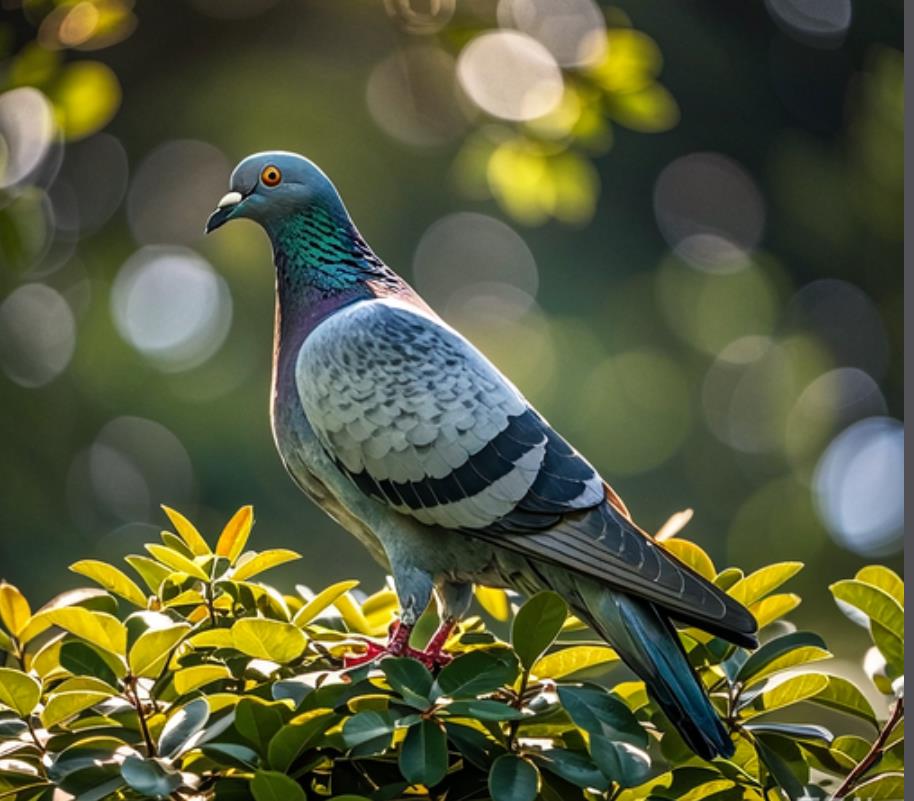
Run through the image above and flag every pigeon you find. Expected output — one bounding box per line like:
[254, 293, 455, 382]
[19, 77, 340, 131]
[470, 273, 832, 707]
[206, 151, 757, 759]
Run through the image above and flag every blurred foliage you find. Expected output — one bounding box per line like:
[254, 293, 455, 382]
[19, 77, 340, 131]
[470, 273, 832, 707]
[0, 507, 905, 799]
[0, 0, 904, 727]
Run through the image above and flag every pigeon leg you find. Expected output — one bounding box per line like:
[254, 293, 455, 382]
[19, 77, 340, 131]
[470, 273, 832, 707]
[343, 620, 415, 667]
[415, 617, 457, 667]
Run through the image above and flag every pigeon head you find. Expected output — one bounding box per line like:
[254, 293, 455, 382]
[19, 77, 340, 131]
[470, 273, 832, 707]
[205, 151, 347, 236]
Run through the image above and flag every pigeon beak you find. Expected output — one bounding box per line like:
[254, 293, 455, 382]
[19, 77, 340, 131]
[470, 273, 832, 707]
[205, 191, 244, 233]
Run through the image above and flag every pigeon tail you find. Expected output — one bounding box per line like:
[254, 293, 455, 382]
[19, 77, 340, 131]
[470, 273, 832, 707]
[578, 581, 734, 760]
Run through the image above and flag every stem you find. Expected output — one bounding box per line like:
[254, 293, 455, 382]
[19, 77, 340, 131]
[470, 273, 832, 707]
[205, 581, 217, 627]
[831, 697, 903, 800]
[127, 676, 157, 757]
[25, 718, 44, 754]
[506, 668, 530, 751]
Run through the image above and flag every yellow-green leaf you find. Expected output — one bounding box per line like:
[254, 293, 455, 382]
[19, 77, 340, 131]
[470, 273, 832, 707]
[856, 566, 904, 607]
[475, 586, 510, 622]
[293, 580, 360, 627]
[0, 582, 31, 638]
[33, 607, 126, 656]
[145, 544, 210, 581]
[745, 673, 828, 716]
[811, 675, 877, 727]
[750, 593, 801, 629]
[129, 624, 191, 678]
[743, 646, 832, 688]
[187, 629, 235, 650]
[41, 689, 111, 728]
[54, 676, 118, 696]
[161, 505, 211, 557]
[0, 668, 40, 716]
[728, 562, 803, 606]
[231, 618, 306, 663]
[70, 560, 147, 608]
[174, 664, 232, 695]
[830, 580, 904, 639]
[532, 646, 619, 679]
[232, 549, 301, 582]
[215, 506, 254, 564]
[871, 621, 904, 675]
[660, 540, 716, 581]
[125, 556, 171, 595]
[851, 772, 904, 801]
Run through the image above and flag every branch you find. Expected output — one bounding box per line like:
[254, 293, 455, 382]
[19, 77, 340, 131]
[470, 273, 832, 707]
[831, 696, 903, 800]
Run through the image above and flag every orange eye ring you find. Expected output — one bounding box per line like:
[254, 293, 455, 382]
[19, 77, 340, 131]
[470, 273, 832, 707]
[261, 165, 282, 187]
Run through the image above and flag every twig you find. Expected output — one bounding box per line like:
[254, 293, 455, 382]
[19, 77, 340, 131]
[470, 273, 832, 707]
[505, 668, 530, 751]
[127, 675, 158, 757]
[831, 697, 903, 800]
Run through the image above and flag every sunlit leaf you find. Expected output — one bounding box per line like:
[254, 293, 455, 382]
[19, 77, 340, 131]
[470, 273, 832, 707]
[158, 698, 209, 759]
[186, 628, 235, 650]
[743, 673, 829, 716]
[830, 580, 904, 639]
[69, 561, 146, 608]
[728, 563, 804, 607]
[174, 664, 232, 695]
[0, 582, 30, 639]
[157, 505, 210, 556]
[128, 623, 190, 678]
[532, 645, 619, 679]
[32, 608, 126, 656]
[0, 668, 40, 717]
[293, 580, 360, 627]
[750, 593, 802, 629]
[215, 506, 254, 565]
[145, 544, 209, 581]
[476, 586, 510, 621]
[737, 631, 831, 686]
[124, 556, 171, 595]
[231, 618, 306, 663]
[41, 689, 112, 729]
[232, 549, 300, 582]
[852, 772, 904, 801]
[855, 565, 904, 606]
[809, 675, 878, 728]
[660, 540, 715, 581]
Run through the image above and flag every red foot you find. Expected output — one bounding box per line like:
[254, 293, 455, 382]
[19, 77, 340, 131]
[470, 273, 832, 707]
[343, 619, 456, 669]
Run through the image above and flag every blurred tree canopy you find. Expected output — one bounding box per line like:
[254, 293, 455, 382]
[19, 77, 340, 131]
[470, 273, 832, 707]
[0, 0, 904, 696]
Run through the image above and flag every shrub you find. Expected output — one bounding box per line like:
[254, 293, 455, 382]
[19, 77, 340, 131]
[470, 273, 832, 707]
[0, 506, 904, 800]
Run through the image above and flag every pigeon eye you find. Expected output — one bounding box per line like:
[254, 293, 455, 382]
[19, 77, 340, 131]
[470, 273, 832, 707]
[261, 165, 282, 187]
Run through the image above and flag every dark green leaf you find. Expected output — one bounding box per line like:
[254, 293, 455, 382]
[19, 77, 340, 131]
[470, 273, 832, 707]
[234, 698, 287, 756]
[807, 675, 878, 728]
[341, 710, 397, 750]
[755, 734, 808, 801]
[432, 649, 518, 699]
[589, 735, 651, 788]
[58, 642, 119, 688]
[557, 685, 647, 747]
[250, 770, 306, 801]
[445, 722, 501, 771]
[511, 592, 567, 669]
[268, 710, 337, 772]
[399, 718, 448, 787]
[533, 748, 608, 791]
[736, 631, 829, 684]
[200, 743, 260, 770]
[442, 699, 524, 721]
[158, 697, 209, 758]
[119, 756, 181, 799]
[744, 722, 832, 743]
[380, 657, 434, 708]
[488, 754, 539, 801]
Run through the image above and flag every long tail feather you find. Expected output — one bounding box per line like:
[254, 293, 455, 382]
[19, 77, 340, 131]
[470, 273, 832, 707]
[577, 580, 734, 760]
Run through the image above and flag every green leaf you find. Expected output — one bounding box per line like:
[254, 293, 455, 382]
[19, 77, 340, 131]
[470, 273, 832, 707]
[380, 657, 434, 708]
[201, 743, 260, 771]
[32, 607, 126, 656]
[58, 641, 119, 686]
[161, 505, 211, 556]
[120, 756, 181, 799]
[173, 664, 232, 695]
[0, 583, 31, 638]
[215, 506, 254, 564]
[871, 621, 904, 675]
[232, 549, 301, 582]
[557, 685, 647, 747]
[855, 566, 904, 606]
[0, 668, 40, 717]
[267, 709, 336, 772]
[511, 591, 567, 669]
[830, 580, 904, 639]
[534, 748, 608, 791]
[128, 623, 190, 678]
[145, 543, 210, 581]
[235, 698, 287, 755]
[851, 771, 904, 800]
[41, 690, 112, 728]
[69, 561, 146, 608]
[445, 722, 500, 771]
[743, 673, 829, 716]
[754, 734, 808, 801]
[442, 699, 524, 721]
[432, 649, 518, 699]
[808, 675, 878, 728]
[737, 631, 831, 686]
[661, 539, 716, 581]
[158, 698, 209, 758]
[250, 770, 306, 801]
[342, 710, 397, 749]
[750, 593, 802, 629]
[589, 736, 651, 788]
[0, 628, 12, 654]
[488, 754, 539, 801]
[532, 645, 619, 679]
[399, 718, 448, 787]
[231, 618, 306, 663]
[292, 579, 359, 626]
[728, 562, 803, 606]
[124, 556, 171, 595]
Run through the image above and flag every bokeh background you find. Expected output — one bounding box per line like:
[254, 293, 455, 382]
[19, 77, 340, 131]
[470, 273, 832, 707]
[0, 0, 903, 693]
